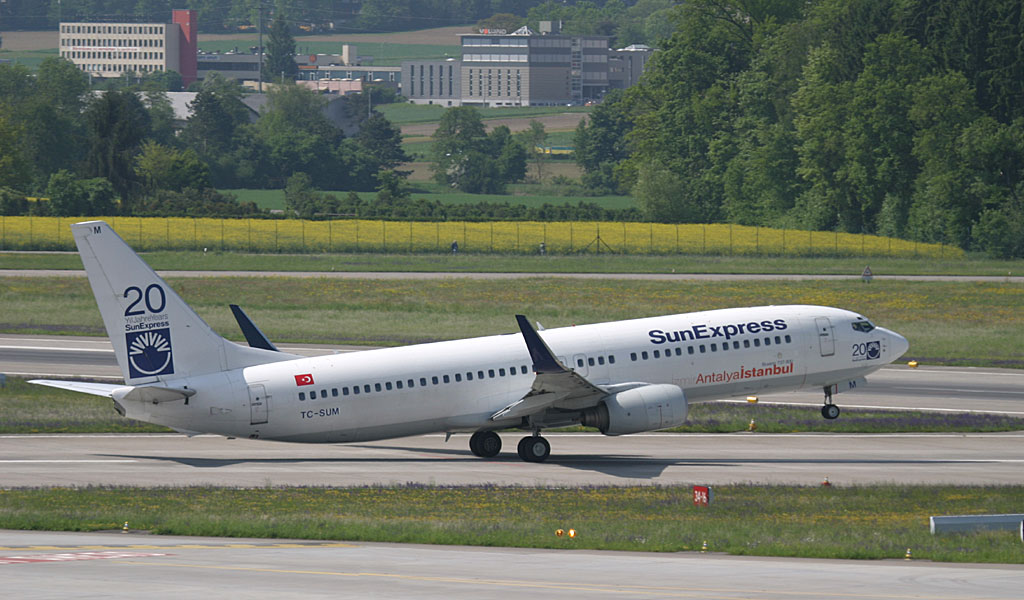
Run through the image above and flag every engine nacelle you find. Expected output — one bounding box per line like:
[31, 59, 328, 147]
[580, 384, 688, 436]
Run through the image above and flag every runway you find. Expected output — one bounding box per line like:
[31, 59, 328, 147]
[2, 430, 1023, 487]
[0, 530, 1018, 600]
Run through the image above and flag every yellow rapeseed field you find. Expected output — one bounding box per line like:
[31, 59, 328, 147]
[0, 216, 961, 258]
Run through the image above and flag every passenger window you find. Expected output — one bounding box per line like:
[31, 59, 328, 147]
[608, 356, 615, 364]
[343, 387, 349, 396]
[521, 365, 528, 374]
[653, 350, 660, 358]
[641, 351, 649, 360]
[408, 379, 415, 388]
[499, 368, 506, 376]
[688, 346, 694, 355]
[375, 383, 382, 392]
[385, 382, 392, 391]
[467, 372, 473, 381]
[631, 352, 638, 361]
[488, 369, 495, 378]
[443, 375, 450, 383]
[309, 390, 316, 400]
[710, 343, 717, 352]
[587, 358, 594, 367]
[598, 356, 605, 365]
[455, 373, 462, 382]
[364, 384, 371, 393]
[722, 343, 728, 352]
[332, 388, 339, 397]
[754, 339, 761, 347]
[432, 376, 439, 385]
[775, 336, 781, 344]
[733, 341, 740, 349]
[674, 348, 682, 356]
[577, 358, 584, 367]
[299, 392, 306, 401]
[785, 334, 792, 343]
[396, 380, 403, 389]
[744, 340, 750, 348]
[699, 345, 706, 353]
[478, 370, 485, 379]
[352, 386, 360, 395]
[764, 337, 771, 346]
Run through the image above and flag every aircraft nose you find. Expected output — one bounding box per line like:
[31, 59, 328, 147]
[889, 330, 909, 359]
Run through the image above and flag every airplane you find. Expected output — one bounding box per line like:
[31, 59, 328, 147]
[30, 220, 910, 462]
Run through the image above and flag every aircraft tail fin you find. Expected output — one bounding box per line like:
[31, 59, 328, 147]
[71, 221, 296, 385]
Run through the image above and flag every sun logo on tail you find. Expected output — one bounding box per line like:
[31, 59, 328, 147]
[126, 328, 174, 378]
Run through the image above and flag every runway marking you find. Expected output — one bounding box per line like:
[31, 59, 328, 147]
[0, 345, 112, 353]
[112, 560, 1009, 599]
[0, 460, 138, 463]
[0, 543, 356, 551]
[0, 551, 168, 565]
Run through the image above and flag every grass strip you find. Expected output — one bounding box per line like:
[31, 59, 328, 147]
[2, 251, 1022, 276]
[3, 378, 1022, 434]
[0, 484, 1021, 563]
[1, 277, 1021, 367]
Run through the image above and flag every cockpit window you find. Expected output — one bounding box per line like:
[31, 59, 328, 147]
[852, 320, 875, 333]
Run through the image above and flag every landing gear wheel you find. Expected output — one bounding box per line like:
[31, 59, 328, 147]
[517, 435, 551, 463]
[469, 431, 501, 458]
[821, 404, 840, 420]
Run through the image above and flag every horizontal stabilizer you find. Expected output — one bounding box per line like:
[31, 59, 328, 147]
[112, 385, 197, 404]
[28, 380, 123, 398]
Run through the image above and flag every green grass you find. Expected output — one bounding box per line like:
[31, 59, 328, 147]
[0, 277, 1021, 366]
[5, 376, 1021, 434]
[2, 250, 1021, 276]
[0, 377, 169, 433]
[0, 49, 59, 69]
[1, 484, 1021, 562]
[197, 41, 461, 66]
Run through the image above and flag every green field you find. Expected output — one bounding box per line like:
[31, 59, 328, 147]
[378, 103, 590, 125]
[0, 48, 59, 69]
[1, 484, 1021, 562]
[1, 276, 1020, 366]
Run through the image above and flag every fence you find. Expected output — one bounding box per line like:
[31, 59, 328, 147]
[0, 216, 962, 259]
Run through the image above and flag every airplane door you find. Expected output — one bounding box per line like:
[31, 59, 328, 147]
[815, 317, 835, 357]
[249, 384, 269, 425]
[572, 354, 590, 376]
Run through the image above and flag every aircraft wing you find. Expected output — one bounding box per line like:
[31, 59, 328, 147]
[490, 315, 608, 421]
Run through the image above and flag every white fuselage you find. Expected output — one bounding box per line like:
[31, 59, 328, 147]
[118, 305, 906, 442]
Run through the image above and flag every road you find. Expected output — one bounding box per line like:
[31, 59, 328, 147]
[0, 530, 1020, 600]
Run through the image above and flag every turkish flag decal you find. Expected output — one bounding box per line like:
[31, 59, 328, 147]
[294, 374, 315, 386]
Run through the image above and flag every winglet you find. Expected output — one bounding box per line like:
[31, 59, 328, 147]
[230, 304, 278, 351]
[515, 314, 566, 374]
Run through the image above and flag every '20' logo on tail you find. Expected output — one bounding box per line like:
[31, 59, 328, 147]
[126, 328, 174, 378]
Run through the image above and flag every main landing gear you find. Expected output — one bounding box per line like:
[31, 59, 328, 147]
[469, 431, 502, 458]
[517, 435, 551, 463]
[821, 385, 841, 420]
[469, 431, 551, 462]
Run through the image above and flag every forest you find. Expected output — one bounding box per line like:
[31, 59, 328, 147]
[573, 0, 1024, 257]
[2, 0, 1022, 257]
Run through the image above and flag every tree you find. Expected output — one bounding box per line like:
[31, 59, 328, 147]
[0, 113, 30, 192]
[432, 107, 489, 189]
[517, 120, 548, 182]
[84, 90, 152, 210]
[356, 114, 409, 170]
[264, 11, 298, 82]
[284, 172, 337, 218]
[431, 108, 526, 193]
[46, 170, 89, 216]
[136, 141, 211, 193]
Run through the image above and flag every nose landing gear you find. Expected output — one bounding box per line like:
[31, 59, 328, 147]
[821, 385, 841, 419]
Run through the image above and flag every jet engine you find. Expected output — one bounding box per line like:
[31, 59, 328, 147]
[579, 384, 688, 435]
